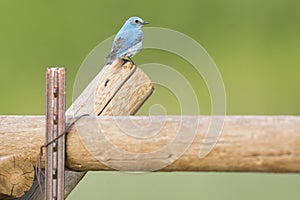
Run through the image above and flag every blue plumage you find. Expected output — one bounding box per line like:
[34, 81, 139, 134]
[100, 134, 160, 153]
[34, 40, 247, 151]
[106, 16, 149, 65]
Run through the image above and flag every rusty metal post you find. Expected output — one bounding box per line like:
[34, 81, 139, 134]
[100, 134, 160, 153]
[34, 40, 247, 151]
[45, 68, 66, 200]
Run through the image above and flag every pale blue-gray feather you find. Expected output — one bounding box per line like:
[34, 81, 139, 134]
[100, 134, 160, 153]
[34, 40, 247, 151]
[106, 16, 148, 64]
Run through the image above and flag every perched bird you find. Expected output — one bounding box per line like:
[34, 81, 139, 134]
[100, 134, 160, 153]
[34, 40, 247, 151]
[106, 16, 149, 65]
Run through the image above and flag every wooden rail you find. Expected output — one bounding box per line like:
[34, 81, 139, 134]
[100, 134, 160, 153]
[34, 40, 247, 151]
[1, 115, 300, 199]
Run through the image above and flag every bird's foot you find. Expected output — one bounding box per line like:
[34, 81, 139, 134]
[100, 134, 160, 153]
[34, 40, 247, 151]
[122, 56, 136, 66]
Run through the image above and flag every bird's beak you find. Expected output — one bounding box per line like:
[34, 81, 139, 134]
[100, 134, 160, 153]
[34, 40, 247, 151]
[141, 21, 150, 25]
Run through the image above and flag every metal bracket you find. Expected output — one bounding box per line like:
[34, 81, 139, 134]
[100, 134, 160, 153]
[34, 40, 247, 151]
[45, 67, 66, 200]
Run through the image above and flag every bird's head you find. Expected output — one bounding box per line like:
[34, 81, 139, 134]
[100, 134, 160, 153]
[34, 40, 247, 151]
[123, 16, 149, 30]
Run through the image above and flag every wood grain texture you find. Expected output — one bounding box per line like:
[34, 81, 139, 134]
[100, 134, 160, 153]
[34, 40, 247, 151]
[1, 115, 300, 173]
[66, 115, 300, 172]
[67, 59, 137, 117]
[63, 60, 153, 198]
[0, 155, 34, 198]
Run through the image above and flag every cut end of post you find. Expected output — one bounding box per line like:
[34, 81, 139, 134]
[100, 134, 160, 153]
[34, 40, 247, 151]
[0, 155, 34, 198]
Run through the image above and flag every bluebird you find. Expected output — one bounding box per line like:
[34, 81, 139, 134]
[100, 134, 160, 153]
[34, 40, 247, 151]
[106, 16, 149, 65]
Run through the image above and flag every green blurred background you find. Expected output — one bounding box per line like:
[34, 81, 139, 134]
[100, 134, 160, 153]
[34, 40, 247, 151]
[1, 0, 300, 199]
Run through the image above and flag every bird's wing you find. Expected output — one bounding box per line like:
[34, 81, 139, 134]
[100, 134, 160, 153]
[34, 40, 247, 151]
[106, 30, 143, 61]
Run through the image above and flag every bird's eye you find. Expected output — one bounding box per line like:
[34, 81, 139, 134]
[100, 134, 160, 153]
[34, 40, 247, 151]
[135, 20, 139, 24]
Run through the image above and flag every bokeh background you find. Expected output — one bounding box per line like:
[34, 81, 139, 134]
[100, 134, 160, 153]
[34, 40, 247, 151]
[1, 0, 300, 199]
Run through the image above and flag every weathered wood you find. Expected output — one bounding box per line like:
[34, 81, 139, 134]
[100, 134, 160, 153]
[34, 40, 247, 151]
[43, 115, 300, 172]
[1, 116, 300, 173]
[63, 60, 153, 197]
[0, 59, 154, 199]
[67, 59, 137, 117]
[0, 155, 34, 198]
